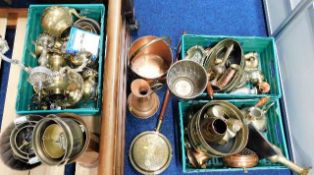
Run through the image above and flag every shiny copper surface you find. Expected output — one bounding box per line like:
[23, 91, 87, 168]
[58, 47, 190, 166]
[128, 35, 172, 80]
[223, 148, 259, 168]
[127, 79, 159, 119]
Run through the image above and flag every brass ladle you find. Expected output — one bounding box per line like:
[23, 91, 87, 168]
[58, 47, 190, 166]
[129, 89, 172, 174]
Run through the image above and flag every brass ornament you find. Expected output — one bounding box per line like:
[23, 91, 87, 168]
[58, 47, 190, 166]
[41, 6, 80, 37]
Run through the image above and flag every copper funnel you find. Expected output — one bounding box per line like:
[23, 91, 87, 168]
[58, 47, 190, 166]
[128, 36, 173, 83]
[127, 79, 160, 119]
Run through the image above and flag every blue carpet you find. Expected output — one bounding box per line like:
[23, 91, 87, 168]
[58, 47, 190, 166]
[124, 0, 291, 175]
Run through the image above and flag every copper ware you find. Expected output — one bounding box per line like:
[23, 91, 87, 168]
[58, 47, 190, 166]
[129, 90, 172, 174]
[216, 64, 239, 90]
[223, 148, 259, 168]
[258, 81, 270, 93]
[128, 36, 173, 85]
[187, 101, 248, 157]
[41, 6, 80, 37]
[247, 124, 311, 175]
[167, 60, 208, 99]
[32, 114, 88, 165]
[127, 79, 159, 119]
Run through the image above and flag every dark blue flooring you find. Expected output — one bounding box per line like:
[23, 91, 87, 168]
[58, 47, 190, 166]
[0, 0, 291, 175]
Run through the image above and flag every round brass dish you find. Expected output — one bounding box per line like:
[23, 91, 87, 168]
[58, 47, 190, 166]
[129, 131, 172, 174]
[32, 115, 86, 165]
[42, 124, 66, 159]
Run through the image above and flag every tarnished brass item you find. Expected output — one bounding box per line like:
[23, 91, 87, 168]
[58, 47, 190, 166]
[167, 60, 208, 99]
[82, 69, 98, 100]
[223, 148, 259, 168]
[10, 115, 43, 164]
[69, 51, 93, 67]
[128, 36, 172, 84]
[244, 52, 259, 71]
[48, 71, 66, 95]
[129, 90, 172, 175]
[242, 101, 274, 132]
[41, 6, 80, 37]
[185, 45, 205, 65]
[48, 53, 65, 71]
[200, 117, 227, 143]
[33, 33, 55, 57]
[73, 17, 101, 34]
[187, 101, 248, 158]
[127, 79, 159, 119]
[207, 39, 244, 92]
[63, 68, 84, 107]
[32, 114, 88, 165]
[247, 124, 311, 175]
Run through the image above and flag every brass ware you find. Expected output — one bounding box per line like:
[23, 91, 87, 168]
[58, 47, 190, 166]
[207, 39, 244, 92]
[167, 60, 208, 99]
[33, 34, 55, 58]
[244, 52, 259, 71]
[48, 71, 66, 95]
[63, 68, 84, 107]
[48, 53, 65, 71]
[186, 146, 210, 168]
[127, 79, 159, 119]
[247, 124, 311, 175]
[187, 101, 248, 158]
[200, 117, 227, 143]
[128, 36, 173, 83]
[32, 114, 88, 165]
[129, 90, 172, 175]
[69, 51, 93, 67]
[73, 17, 101, 34]
[41, 6, 80, 37]
[242, 102, 274, 132]
[223, 148, 259, 168]
[10, 115, 43, 164]
[82, 69, 98, 100]
[185, 45, 205, 65]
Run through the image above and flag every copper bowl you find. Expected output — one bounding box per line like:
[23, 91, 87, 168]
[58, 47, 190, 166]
[128, 36, 173, 83]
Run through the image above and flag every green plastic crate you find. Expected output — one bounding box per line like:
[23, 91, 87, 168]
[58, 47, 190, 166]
[178, 99, 289, 173]
[15, 4, 106, 115]
[181, 34, 282, 99]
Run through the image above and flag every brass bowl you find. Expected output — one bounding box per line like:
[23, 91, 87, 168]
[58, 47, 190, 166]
[41, 6, 76, 37]
[167, 60, 208, 99]
[128, 36, 173, 82]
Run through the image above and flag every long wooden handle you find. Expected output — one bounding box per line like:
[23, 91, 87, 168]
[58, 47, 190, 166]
[158, 89, 171, 121]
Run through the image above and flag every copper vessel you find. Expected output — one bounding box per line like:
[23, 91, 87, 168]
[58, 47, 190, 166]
[128, 36, 172, 87]
[223, 148, 259, 168]
[127, 79, 159, 119]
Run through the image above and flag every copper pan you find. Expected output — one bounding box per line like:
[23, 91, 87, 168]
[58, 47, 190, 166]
[128, 36, 173, 89]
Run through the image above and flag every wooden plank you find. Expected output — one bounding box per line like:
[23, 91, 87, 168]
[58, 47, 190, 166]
[1, 16, 26, 133]
[0, 14, 8, 69]
[0, 15, 29, 175]
[76, 165, 98, 175]
[30, 165, 65, 175]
